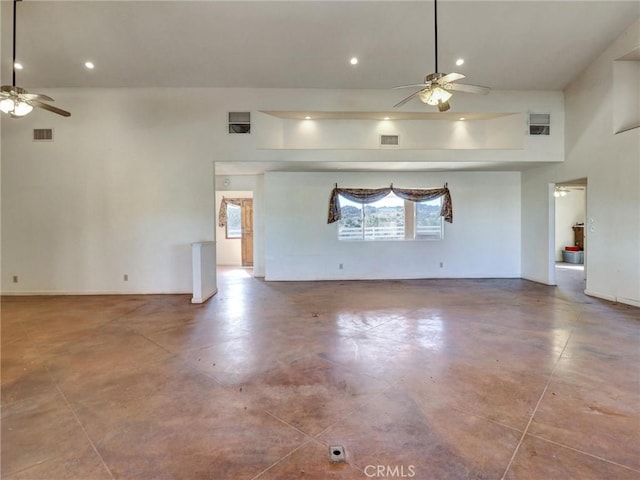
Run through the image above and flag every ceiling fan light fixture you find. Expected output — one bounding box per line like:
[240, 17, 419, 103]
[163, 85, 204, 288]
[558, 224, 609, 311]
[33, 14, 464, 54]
[419, 86, 452, 106]
[437, 100, 450, 112]
[0, 98, 16, 114]
[13, 100, 33, 117]
[0, 96, 32, 117]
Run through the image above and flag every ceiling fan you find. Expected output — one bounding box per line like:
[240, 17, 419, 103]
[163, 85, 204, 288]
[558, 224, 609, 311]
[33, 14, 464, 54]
[0, 0, 70, 118]
[393, 0, 489, 112]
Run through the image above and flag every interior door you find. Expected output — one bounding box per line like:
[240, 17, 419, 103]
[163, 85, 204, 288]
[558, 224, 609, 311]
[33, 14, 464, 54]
[241, 199, 253, 267]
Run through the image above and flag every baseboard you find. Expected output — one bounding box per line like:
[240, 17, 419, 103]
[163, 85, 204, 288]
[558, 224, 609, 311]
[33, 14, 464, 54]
[1, 290, 192, 296]
[191, 288, 218, 304]
[618, 297, 640, 308]
[584, 289, 640, 307]
[265, 274, 523, 282]
[521, 275, 556, 286]
[584, 289, 617, 302]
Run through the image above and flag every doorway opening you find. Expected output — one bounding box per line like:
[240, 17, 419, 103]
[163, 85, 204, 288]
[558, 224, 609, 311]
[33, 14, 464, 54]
[216, 191, 254, 269]
[553, 178, 587, 290]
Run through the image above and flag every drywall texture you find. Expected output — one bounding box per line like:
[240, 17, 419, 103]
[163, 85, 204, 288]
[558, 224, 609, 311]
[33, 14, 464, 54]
[521, 19, 640, 306]
[1, 87, 559, 293]
[1, 91, 216, 294]
[264, 171, 521, 281]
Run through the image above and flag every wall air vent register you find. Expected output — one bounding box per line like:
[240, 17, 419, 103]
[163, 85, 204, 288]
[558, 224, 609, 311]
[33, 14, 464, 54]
[33, 128, 53, 141]
[380, 134, 399, 146]
[528, 113, 550, 135]
[228, 112, 251, 134]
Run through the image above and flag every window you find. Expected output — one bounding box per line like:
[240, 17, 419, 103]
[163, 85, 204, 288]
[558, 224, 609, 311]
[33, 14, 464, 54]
[338, 193, 443, 241]
[339, 193, 404, 240]
[225, 203, 242, 239]
[415, 197, 444, 240]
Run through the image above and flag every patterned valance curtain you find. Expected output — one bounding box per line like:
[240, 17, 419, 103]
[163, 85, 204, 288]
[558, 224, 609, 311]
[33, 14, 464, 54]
[218, 197, 243, 227]
[327, 184, 453, 224]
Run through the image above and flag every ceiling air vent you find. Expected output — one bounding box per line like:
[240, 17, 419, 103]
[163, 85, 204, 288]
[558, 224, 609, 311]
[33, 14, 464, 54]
[380, 134, 399, 146]
[528, 113, 550, 135]
[228, 112, 251, 134]
[33, 128, 53, 141]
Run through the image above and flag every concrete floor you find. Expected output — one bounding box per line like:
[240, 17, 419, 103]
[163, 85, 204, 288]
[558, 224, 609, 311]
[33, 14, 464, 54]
[2, 268, 638, 479]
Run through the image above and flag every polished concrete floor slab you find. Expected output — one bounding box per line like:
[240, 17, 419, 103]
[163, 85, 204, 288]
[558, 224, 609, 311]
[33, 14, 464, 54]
[2, 266, 638, 479]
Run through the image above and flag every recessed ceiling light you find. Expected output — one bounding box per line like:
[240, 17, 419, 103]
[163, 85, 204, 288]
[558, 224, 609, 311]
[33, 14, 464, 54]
[459, 117, 466, 121]
[14, 62, 23, 70]
[84, 61, 95, 69]
[383, 117, 390, 120]
[350, 57, 358, 65]
[455, 58, 464, 66]
[304, 116, 311, 120]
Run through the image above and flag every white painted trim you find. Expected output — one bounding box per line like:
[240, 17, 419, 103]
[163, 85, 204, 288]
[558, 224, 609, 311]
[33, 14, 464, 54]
[584, 290, 640, 307]
[521, 275, 556, 286]
[547, 183, 557, 285]
[0, 291, 192, 296]
[265, 274, 523, 282]
[584, 289, 617, 302]
[191, 287, 218, 304]
[192, 241, 218, 304]
[618, 297, 640, 308]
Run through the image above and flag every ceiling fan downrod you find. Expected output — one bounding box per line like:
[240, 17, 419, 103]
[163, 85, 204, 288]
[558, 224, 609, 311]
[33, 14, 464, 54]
[434, 0, 438, 74]
[12, 0, 19, 87]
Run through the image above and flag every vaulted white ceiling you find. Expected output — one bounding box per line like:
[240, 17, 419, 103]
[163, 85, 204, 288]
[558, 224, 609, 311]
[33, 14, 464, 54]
[2, 1, 638, 91]
[2, 1, 638, 175]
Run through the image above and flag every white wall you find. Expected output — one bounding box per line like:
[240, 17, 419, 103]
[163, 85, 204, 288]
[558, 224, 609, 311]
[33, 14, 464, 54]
[214, 190, 253, 266]
[1, 90, 216, 294]
[613, 58, 640, 133]
[264, 171, 521, 281]
[1, 85, 560, 293]
[521, 20, 640, 306]
[281, 114, 524, 150]
[555, 190, 586, 261]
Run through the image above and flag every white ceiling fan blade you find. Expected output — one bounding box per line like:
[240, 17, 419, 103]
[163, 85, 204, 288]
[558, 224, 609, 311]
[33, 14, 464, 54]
[448, 83, 490, 95]
[0, 85, 54, 101]
[30, 99, 71, 117]
[392, 83, 431, 90]
[23, 93, 55, 102]
[437, 72, 465, 84]
[393, 89, 424, 108]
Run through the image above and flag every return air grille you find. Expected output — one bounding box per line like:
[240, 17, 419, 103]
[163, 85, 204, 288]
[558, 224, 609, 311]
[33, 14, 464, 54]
[528, 113, 550, 135]
[33, 128, 53, 141]
[228, 112, 251, 134]
[380, 134, 399, 146]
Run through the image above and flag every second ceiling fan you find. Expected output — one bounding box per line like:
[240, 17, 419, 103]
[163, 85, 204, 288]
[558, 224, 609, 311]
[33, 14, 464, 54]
[393, 0, 489, 111]
[0, 0, 70, 118]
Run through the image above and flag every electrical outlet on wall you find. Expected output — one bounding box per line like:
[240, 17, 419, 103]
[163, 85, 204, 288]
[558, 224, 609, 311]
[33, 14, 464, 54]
[124, 274, 129, 281]
[12, 275, 18, 283]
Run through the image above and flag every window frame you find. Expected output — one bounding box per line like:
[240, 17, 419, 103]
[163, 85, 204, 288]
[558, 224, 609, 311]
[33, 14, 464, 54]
[337, 192, 444, 242]
[225, 203, 242, 240]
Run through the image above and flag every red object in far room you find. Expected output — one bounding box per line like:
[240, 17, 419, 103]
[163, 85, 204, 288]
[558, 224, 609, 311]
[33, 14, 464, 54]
[565, 246, 581, 251]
